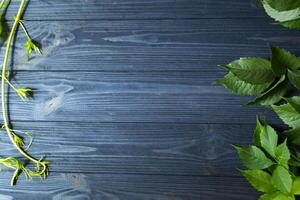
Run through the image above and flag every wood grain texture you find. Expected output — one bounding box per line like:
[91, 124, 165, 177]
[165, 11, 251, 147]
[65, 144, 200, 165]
[4, 0, 264, 20]
[0, 1, 280, 198]
[0, 121, 254, 175]
[0, 71, 280, 124]
[7, 19, 300, 71]
[0, 172, 259, 200]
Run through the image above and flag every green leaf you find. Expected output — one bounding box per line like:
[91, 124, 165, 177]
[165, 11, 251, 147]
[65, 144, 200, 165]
[224, 57, 274, 84]
[275, 140, 290, 168]
[288, 69, 300, 89]
[284, 96, 300, 113]
[255, 120, 278, 157]
[265, 0, 300, 11]
[259, 192, 295, 200]
[272, 99, 300, 129]
[15, 87, 33, 101]
[234, 145, 274, 169]
[241, 169, 275, 192]
[292, 177, 300, 195]
[282, 129, 300, 145]
[24, 39, 41, 58]
[247, 75, 288, 106]
[216, 72, 271, 96]
[263, 1, 300, 23]
[271, 166, 293, 194]
[270, 45, 300, 74]
[281, 18, 300, 29]
[263, 1, 300, 28]
[254, 116, 264, 146]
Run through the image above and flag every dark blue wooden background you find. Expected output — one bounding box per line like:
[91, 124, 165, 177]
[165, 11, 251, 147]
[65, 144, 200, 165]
[0, 0, 298, 199]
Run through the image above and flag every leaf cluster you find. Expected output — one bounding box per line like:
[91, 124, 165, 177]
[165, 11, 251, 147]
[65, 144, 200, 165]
[262, 0, 300, 29]
[217, 45, 300, 198]
[272, 97, 300, 146]
[218, 0, 300, 198]
[217, 45, 300, 106]
[235, 117, 300, 200]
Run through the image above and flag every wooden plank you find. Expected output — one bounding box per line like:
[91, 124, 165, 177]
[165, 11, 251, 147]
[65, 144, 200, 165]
[88, 175, 259, 200]
[8, 19, 300, 71]
[3, 71, 279, 124]
[4, 0, 264, 20]
[0, 172, 259, 200]
[0, 121, 254, 175]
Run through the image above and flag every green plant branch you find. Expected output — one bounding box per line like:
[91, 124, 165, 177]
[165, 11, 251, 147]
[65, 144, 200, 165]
[3, 76, 18, 92]
[19, 21, 31, 41]
[1, 0, 48, 179]
[0, 0, 6, 10]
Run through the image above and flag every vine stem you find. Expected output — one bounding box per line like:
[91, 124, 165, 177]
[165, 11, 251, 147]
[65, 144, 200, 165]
[0, 0, 5, 9]
[19, 21, 30, 41]
[1, 0, 46, 175]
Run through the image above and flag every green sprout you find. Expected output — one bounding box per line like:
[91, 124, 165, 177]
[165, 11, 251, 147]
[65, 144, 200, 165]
[24, 39, 41, 58]
[2, 75, 33, 100]
[0, 157, 31, 186]
[15, 88, 33, 100]
[0, 0, 49, 185]
[19, 21, 42, 57]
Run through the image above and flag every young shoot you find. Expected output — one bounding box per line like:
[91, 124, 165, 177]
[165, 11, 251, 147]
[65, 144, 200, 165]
[19, 21, 42, 57]
[0, 74, 33, 101]
[15, 87, 33, 100]
[0, 0, 49, 185]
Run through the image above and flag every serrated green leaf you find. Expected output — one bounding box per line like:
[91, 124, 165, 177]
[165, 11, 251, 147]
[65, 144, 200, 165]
[263, 0, 300, 28]
[247, 75, 287, 106]
[288, 69, 300, 89]
[270, 45, 300, 74]
[281, 18, 300, 29]
[255, 116, 264, 146]
[272, 99, 300, 129]
[241, 169, 275, 192]
[284, 96, 300, 113]
[234, 145, 274, 169]
[259, 192, 295, 200]
[255, 120, 278, 157]
[282, 128, 300, 145]
[224, 57, 274, 84]
[275, 140, 290, 168]
[216, 72, 271, 96]
[265, 0, 300, 11]
[271, 166, 293, 194]
[263, 1, 300, 23]
[262, 125, 278, 157]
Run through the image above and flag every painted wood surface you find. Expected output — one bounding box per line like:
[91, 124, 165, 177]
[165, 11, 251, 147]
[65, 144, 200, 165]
[0, 122, 254, 176]
[0, 173, 259, 200]
[5, 0, 265, 20]
[6, 19, 300, 71]
[3, 71, 278, 124]
[0, 0, 285, 199]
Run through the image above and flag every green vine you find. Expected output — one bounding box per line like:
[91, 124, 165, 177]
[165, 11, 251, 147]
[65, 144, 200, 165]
[0, 0, 49, 185]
